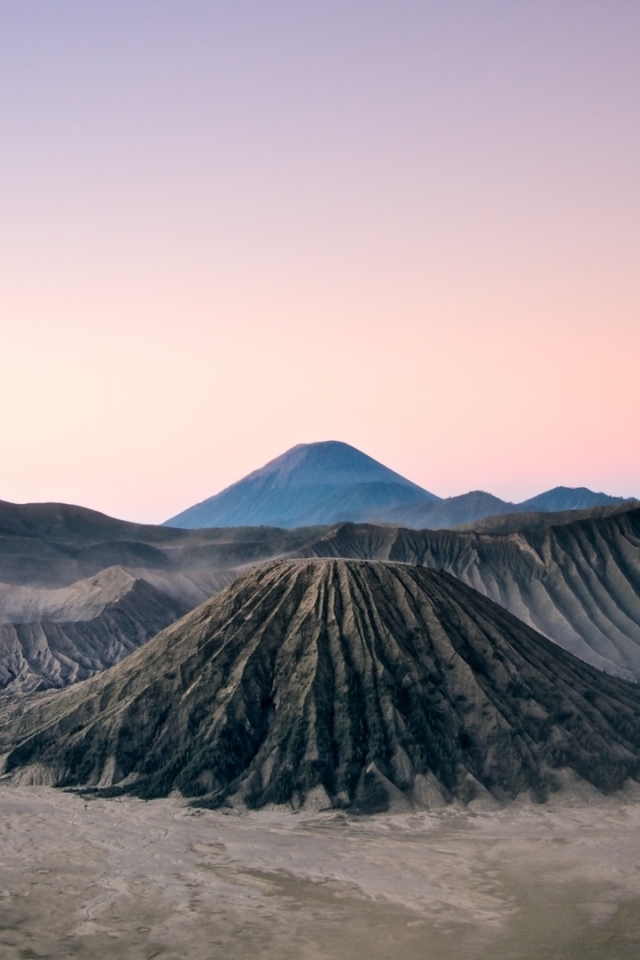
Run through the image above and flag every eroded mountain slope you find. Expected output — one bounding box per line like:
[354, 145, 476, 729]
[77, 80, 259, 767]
[0, 567, 188, 692]
[0, 501, 329, 690]
[299, 509, 640, 678]
[1, 498, 639, 686]
[3, 559, 640, 812]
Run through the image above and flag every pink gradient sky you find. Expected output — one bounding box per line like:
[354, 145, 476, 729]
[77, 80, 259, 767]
[1, 2, 639, 523]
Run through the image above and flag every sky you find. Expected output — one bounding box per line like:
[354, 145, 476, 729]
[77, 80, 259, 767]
[1, 1, 638, 523]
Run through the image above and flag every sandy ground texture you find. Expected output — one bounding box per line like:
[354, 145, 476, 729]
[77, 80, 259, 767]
[1, 786, 640, 959]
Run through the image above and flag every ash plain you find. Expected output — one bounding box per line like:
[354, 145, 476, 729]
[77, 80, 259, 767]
[1, 785, 640, 959]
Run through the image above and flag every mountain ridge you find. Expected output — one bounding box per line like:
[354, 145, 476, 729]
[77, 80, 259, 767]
[164, 441, 632, 530]
[1, 495, 639, 689]
[300, 507, 640, 679]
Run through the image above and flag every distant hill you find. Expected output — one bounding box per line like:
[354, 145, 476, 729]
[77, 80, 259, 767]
[454, 502, 640, 535]
[164, 441, 438, 529]
[164, 441, 633, 530]
[374, 490, 519, 528]
[4, 559, 640, 809]
[366, 488, 633, 529]
[518, 486, 629, 513]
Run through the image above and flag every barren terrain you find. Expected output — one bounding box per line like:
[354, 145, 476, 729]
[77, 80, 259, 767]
[2, 500, 640, 691]
[6, 560, 640, 807]
[1, 785, 640, 959]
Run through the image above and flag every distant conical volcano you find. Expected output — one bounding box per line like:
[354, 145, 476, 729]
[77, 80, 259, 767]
[164, 440, 437, 529]
[163, 441, 633, 531]
[4, 559, 640, 811]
